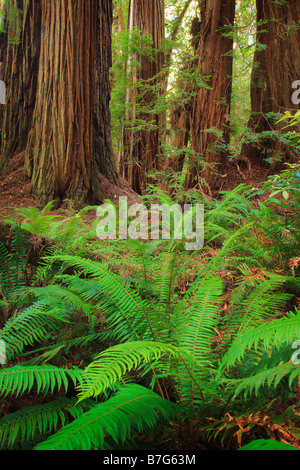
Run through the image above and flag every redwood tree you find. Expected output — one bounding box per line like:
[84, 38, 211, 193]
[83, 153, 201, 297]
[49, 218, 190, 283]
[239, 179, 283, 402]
[0, 0, 41, 173]
[243, 0, 300, 168]
[185, 0, 236, 190]
[94, 0, 120, 187]
[24, 0, 118, 206]
[120, 0, 165, 193]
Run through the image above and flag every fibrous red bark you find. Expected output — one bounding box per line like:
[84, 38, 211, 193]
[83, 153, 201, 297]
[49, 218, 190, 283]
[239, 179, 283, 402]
[24, 0, 118, 206]
[185, 0, 236, 190]
[243, 0, 300, 169]
[0, 0, 41, 174]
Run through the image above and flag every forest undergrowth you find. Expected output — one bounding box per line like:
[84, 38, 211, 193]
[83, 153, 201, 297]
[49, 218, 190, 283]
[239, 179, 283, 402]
[1, 164, 300, 451]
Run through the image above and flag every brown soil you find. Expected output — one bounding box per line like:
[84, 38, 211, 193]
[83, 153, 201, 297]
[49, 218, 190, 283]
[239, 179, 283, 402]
[221, 157, 270, 193]
[0, 151, 287, 224]
[0, 151, 140, 221]
[0, 152, 36, 220]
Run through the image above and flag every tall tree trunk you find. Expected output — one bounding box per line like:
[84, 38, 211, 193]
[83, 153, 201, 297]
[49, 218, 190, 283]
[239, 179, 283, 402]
[94, 0, 119, 186]
[185, 0, 236, 191]
[0, 0, 41, 173]
[24, 0, 118, 207]
[242, 0, 300, 169]
[120, 0, 165, 194]
[167, 17, 203, 176]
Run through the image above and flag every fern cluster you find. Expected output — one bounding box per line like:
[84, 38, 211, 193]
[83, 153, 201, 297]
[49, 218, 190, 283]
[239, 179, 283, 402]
[1, 180, 300, 450]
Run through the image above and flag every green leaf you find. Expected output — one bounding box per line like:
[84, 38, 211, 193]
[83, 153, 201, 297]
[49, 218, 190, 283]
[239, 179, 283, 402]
[240, 439, 299, 451]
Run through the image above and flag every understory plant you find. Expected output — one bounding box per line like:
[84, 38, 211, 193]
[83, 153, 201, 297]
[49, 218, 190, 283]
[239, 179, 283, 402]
[0, 181, 300, 450]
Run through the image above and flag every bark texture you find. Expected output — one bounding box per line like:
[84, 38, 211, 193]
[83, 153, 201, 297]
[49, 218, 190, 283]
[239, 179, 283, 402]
[185, 0, 236, 190]
[243, 0, 300, 168]
[24, 0, 118, 206]
[94, 0, 119, 186]
[120, 0, 165, 193]
[0, 0, 41, 173]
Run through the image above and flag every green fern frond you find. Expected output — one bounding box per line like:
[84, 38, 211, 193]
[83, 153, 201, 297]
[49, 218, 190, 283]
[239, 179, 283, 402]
[0, 365, 82, 397]
[77, 341, 182, 400]
[27, 285, 94, 319]
[239, 439, 299, 450]
[0, 240, 10, 296]
[57, 274, 151, 342]
[9, 224, 27, 291]
[219, 310, 300, 373]
[0, 301, 69, 360]
[174, 276, 223, 362]
[48, 255, 164, 342]
[0, 225, 27, 298]
[227, 362, 300, 398]
[156, 245, 183, 318]
[195, 224, 255, 278]
[35, 384, 181, 450]
[229, 275, 293, 339]
[0, 397, 95, 449]
[77, 341, 201, 402]
[173, 277, 223, 405]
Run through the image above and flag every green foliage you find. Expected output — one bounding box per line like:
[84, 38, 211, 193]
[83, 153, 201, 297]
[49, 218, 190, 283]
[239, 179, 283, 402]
[277, 110, 300, 148]
[252, 162, 300, 207]
[9, 203, 99, 256]
[35, 384, 181, 451]
[0, 365, 82, 397]
[0, 224, 26, 302]
[0, 301, 69, 361]
[77, 342, 184, 401]
[0, 0, 22, 44]
[0, 397, 93, 449]
[239, 439, 299, 451]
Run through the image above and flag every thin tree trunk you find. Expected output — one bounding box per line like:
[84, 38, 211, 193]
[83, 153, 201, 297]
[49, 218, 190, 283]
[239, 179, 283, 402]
[167, 17, 202, 176]
[114, 0, 126, 33]
[120, 0, 165, 193]
[185, 0, 236, 190]
[242, 0, 300, 169]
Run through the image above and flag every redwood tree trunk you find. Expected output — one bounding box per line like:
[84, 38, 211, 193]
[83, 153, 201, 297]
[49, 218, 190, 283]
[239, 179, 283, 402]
[120, 0, 165, 193]
[0, 0, 41, 173]
[185, 0, 236, 190]
[242, 0, 300, 169]
[94, 0, 119, 186]
[24, 0, 118, 206]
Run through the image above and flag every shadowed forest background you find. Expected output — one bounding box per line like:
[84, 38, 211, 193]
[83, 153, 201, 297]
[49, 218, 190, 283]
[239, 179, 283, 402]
[1, 0, 300, 452]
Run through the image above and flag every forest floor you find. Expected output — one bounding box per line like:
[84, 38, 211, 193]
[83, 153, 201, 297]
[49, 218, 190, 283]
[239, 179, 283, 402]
[0, 151, 271, 222]
[0, 151, 140, 222]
